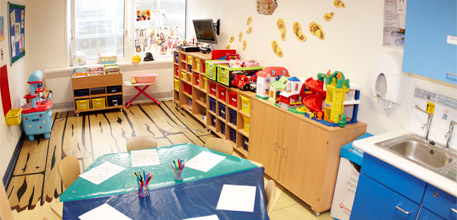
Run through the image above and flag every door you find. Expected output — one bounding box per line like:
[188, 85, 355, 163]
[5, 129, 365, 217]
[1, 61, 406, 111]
[351, 174, 420, 220]
[249, 99, 283, 179]
[279, 113, 330, 209]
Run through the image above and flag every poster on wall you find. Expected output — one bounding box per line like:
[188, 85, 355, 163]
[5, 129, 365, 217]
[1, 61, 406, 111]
[383, 0, 406, 49]
[0, 17, 4, 41]
[8, 3, 25, 65]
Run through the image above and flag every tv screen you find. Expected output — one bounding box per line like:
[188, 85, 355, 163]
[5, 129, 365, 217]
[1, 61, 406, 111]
[193, 19, 217, 44]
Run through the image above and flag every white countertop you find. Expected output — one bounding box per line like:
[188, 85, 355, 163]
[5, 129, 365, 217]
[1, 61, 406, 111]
[353, 129, 457, 197]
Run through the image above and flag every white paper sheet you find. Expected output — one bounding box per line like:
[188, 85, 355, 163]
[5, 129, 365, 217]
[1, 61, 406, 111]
[183, 214, 219, 220]
[131, 149, 160, 167]
[216, 184, 256, 212]
[79, 203, 131, 220]
[185, 151, 225, 172]
[79, 162, 125, 185]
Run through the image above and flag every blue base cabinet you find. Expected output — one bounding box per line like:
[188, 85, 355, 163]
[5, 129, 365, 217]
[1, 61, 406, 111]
[351, 154, 457, 220]
[351, 174, 420, 220]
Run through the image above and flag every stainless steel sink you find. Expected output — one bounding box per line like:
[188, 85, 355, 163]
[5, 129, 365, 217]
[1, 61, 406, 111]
[376, 134, 456, 170]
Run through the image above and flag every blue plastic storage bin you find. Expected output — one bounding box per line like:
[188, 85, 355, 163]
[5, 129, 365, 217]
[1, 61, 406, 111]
[229, 127, 236, 143]
[218, 103, 226, 118]
[242, 136, 249, 151]
[229, 109, 237, 125]
[209, 97, 216, 113]
[220, 121, 225, 135]
[211, 115, 216, 127]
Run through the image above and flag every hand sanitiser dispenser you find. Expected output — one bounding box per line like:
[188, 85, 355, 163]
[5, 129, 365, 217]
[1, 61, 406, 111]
[369, 52, 409, 109]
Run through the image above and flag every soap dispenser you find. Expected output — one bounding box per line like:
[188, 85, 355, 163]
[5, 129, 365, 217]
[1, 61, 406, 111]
[369, 52, 410, 109]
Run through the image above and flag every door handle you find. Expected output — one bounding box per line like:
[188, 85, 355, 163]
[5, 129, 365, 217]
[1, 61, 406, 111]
[395, 205, 410, 215]
[451, 207, 457, 214]
[283, 145, 288, 157]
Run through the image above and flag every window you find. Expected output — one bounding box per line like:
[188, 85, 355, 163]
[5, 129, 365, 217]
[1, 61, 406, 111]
[73, 0, 125, 60]
[69, 0, 186, 64]
[133, 0, 186, 57]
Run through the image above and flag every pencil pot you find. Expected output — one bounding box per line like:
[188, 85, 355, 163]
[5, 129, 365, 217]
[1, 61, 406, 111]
[138, 185, 150, 198]
[174, 170, 183, 181]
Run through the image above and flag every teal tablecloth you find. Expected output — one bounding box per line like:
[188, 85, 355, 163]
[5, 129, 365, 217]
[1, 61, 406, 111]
[59, 143, 257, 201]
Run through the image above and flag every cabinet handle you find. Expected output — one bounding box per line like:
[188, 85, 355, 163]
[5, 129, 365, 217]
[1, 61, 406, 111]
[395, 205, 410, 215]
[451, 207, 457, 214]
[447, 72, 457, 77]
[274, 140, 278, 151]
[283, 145, 288, 157]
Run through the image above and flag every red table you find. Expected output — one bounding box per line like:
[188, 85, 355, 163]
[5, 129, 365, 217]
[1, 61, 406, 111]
[124, 81, 160, 108]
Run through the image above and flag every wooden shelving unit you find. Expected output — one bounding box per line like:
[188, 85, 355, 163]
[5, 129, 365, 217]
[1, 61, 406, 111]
[72, 73, 124, 116]
[173, 50, 254, 156]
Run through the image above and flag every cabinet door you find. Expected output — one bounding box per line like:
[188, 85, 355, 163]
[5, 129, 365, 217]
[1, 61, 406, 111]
[422, 184, 457, 220]
[248, 99, 283, 179]
[417, 208, 445, 220]
[279, 113, 330, 209]
[403, 0, 457, 84]
[351, 174, 420, 220]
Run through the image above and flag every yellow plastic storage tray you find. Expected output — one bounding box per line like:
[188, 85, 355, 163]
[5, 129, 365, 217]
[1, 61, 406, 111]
[181, 71, 187, 81]
[195, 58, 200, 72]
[243, 116, 250, 133]
[5, 108, 22, 126]
[75, 99, 90, 110]
[187, 55, 193, 63]
[174, 78, 179, 90]
[203, 77, 208, 90]
[241, 95, 251, 115]
[91, 98, 106, 109]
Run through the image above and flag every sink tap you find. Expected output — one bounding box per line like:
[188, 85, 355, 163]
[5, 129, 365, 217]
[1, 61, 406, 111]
[445, 120, 456, 150]
[415, 105, 433, 144]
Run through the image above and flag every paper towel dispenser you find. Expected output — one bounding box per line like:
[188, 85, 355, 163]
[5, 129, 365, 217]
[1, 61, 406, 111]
[369, 52, 409, 109]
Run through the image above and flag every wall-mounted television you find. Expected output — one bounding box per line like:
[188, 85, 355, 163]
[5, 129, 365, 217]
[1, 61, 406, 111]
[193, 19, 219, 44]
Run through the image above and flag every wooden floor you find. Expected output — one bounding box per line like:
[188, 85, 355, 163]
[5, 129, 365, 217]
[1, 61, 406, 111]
[6, 101, 215, 212]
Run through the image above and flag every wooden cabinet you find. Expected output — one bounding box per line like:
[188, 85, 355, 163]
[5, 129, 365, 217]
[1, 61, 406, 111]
[72, 73, 124, 115]
[173, 51, 255, 155]
[248, 98, 367, 213]
[403, 0, 457, 85]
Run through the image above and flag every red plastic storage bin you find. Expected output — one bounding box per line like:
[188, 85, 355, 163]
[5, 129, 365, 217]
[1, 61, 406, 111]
[184, 83, 192, 95]
[218, 85, 226, 102]
[194, 73, 200, 86]
[209, 82, 217, 96]
[228, 91, 237, 108]
[174, 65, 179, 76]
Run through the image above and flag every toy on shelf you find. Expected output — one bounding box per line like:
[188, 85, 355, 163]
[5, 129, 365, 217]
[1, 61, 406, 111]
[268, 76, 288, 104]
[21, 70, 53, 141]
[323, 71, 350, 124]
[278, 77, 305, 110]
[256, 67, 289, 99]
[302, 74, 326, 115]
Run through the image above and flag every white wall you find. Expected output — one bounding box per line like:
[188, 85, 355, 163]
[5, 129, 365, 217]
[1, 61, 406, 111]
[190, 0, 457, 139]
[0, 0, 29, 178]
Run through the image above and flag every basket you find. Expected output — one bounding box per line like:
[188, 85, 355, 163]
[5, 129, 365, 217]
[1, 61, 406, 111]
[241, 95, 251, 115]
[6, 108, 22, 126]
[133, 73, 158, 83]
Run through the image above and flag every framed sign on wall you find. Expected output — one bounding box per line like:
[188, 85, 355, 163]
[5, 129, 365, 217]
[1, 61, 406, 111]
[8, 3, 25, 65]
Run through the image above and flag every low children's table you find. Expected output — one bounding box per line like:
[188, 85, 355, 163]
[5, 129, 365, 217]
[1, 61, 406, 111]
[123, 81, 160, 108]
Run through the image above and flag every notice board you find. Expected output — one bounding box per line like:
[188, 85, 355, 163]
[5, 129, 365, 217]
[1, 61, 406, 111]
[8, 3, 25, 65]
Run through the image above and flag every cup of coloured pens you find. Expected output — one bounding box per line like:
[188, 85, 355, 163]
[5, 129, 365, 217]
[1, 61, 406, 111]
[134, 170, 153, 198]
[171, 159, 185, 181]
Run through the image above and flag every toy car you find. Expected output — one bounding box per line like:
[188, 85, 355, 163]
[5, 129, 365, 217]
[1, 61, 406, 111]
[231, 74, 257, 91]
